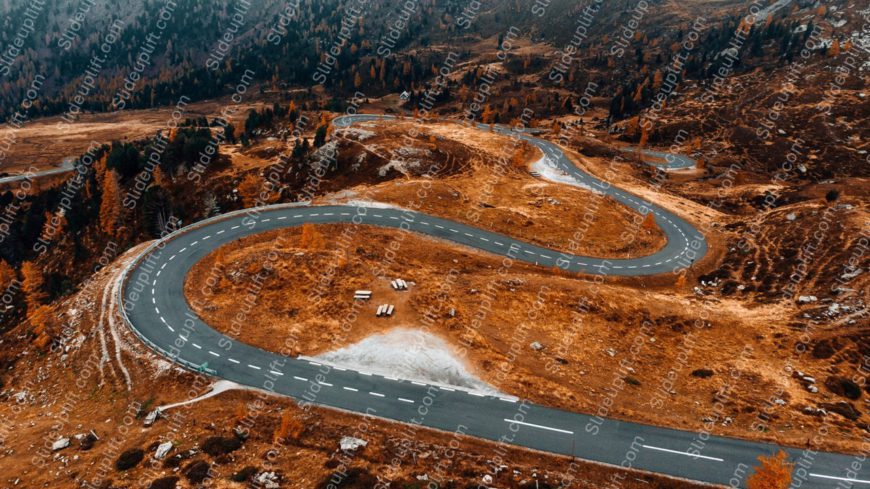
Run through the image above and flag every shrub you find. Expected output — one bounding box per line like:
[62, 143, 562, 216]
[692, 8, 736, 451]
[231, 466, 258, 482]
[115, 448, 145, 471]
[183, 459, 212, 484]
[825, 376, 862, 400]
[148, 476, 179, 489]
[201, 435, 242, 456]
[691, 368, 715, 378]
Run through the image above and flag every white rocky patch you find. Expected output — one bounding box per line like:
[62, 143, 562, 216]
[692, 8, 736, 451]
[314, 328, 502, 395]
[336, 127, 376, 141]
[378, 158, 421, 177]
[530, 156, 598, 193]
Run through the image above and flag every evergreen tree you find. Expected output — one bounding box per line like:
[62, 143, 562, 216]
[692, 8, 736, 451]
[99, 170, 122, 236]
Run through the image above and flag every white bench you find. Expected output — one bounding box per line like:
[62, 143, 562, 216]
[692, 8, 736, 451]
[354, 290, 372, 300]
[376, 304, 395, 317]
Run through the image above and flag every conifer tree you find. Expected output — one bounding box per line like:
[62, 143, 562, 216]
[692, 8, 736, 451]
[21, 261, 47, 312]
[99, 170, 122, 236]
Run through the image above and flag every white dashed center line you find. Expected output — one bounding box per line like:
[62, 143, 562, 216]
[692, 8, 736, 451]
[641, 445, 723, 462]
[503, 419, 573, 435]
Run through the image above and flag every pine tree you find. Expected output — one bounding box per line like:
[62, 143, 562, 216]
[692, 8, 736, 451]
[652, 69, 663, 89]
[639, 124, 650, 148]
[481, 104, 495, 124]
[153, 166, 168, 188]
[21, 261, 47, 312]
[675, 271, 687, 289]
[99, 170, 122, 236]
[747, 451, 792, 489]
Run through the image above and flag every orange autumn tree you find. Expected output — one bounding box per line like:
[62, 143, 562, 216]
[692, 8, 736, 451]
[99, 170, 122, 236]
[0, 259, 16, 287]
[273, 408, 304, 443]
[675, 271, 687, 289]
[641, 212, 657, 232]
[299, 223, 325, 249]
[29, 304, 53, 350]
[638, 123, 650, 149]
[237, 173, 262, 208]
[748, 451, 793, 489]
[21, 261, 47, 312]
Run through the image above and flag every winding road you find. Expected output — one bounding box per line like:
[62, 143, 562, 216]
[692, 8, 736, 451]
[120, 114, 864, 488]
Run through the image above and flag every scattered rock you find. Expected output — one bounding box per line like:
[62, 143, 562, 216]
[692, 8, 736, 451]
[52, 438, 70, 451]
[803, 406, 827, 416]
[339, 436, 367, 452]
[144, 409, 160, 427]
[821, 402, 861, 421]
[797, 295, 817, 304]
[79, 432, 98, 451]
[529, 341, 543, 351]
[483, 474, 493, 485]
[155, 441, 174, 460]
[785, 212, 797, 221]
[841, 268, 862, 280]
[255, 471, 280, 488]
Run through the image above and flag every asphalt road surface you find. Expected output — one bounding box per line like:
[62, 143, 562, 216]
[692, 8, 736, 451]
[0, 159, 75, 185]
[617, 146, 697, 169]
[120, 114, 865, 488]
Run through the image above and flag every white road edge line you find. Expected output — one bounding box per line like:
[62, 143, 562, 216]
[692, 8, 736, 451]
[641, 445, 724, 462]
[503, 419, 573, 435]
